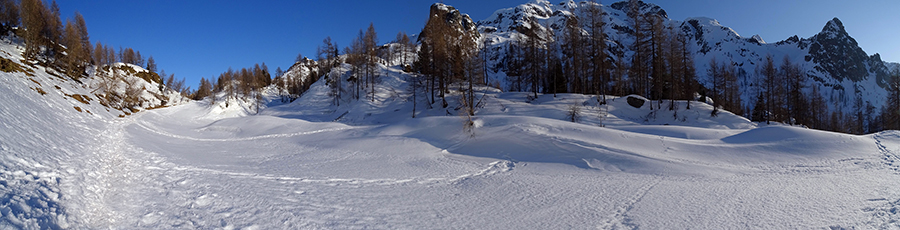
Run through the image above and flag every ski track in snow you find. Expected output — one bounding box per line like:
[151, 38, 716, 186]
[133, 120, 353, 142]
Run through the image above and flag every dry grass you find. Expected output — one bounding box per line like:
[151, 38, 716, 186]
[73, 106, 82, 112]
[67, 94, 91, 105]
[0, 57, 31, 75]
[31, 87, 46, 95]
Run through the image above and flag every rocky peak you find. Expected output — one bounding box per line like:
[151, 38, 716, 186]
[609, 0, 668, 19]
[821, 17, 847, 39]
[430, 3, 478, 34]
[750, 34, 765, 44]
[805, 17, 870, 82]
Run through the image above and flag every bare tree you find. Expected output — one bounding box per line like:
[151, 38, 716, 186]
[62, 19, 84, 79]
[146, 56, 157, 73]
[707, 57, 721, 116]
[0, 0, 18, 34]
[760, 54, 778, 124]
[363, 23, 379, 102]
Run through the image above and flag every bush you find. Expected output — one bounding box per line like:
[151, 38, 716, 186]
[566, 103, 581, 122]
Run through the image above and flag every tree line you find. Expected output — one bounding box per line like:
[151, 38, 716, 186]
[192, 0, 900, 135]
[498, 0, 707, 118]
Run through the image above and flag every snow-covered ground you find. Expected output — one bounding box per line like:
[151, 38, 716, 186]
[4, 46, 900, 229]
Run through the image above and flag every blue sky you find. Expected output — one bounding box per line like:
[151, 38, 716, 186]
[56, 0, 900, 89]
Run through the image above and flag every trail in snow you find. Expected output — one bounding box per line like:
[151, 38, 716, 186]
[598, 177, 662, 229]
[65, 109, 527, 229]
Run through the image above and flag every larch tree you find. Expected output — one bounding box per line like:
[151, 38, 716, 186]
[73, 12, 90, 61]
[587, 0, 609, 103]
[20, 0, 45, 61]
[45, 0, 62, 61]
[628, 0, 650, 98]
[706, 57, 720, 116]
[363, 23, 378, 102]
[61, 19, 84, 78]
[648, 15, 666, 109]
[0, 0, 18, 34]
[760, 54, 778, 124]
[561, 15, 581, 94]
[146, 56, 157, 73]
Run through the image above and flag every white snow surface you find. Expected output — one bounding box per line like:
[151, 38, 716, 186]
[4, 45, 900, 229]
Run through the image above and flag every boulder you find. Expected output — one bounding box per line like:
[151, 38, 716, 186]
[626, 95, 647, 108]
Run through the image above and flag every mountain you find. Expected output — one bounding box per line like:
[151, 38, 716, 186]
[474, 0, 895, 114]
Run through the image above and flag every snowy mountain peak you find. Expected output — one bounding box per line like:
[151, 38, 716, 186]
[750, 34, 766, 44]
[805, 17, 873, 82]
[527, 0, 552, 7]
[608, 0, 668, 19]
[821, 17, 847, 38]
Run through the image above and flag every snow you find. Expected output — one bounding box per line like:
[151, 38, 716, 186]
[5, 44, 900, 229]
[4, 13, 900, 230]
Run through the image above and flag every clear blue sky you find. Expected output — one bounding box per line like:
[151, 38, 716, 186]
[56, 0, 899, 89]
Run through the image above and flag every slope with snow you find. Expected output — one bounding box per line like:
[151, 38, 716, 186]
[0, 37, 185, 228]
[475, 0, 895, 114]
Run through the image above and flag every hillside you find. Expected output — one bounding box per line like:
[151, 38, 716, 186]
[0, 35, 187, 228]
[475, 0, 896, 122]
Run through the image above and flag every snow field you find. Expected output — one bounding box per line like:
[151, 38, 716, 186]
[3, 37, 900, 229]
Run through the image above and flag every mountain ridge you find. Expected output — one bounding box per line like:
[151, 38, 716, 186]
[473, 0, 894, 116]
